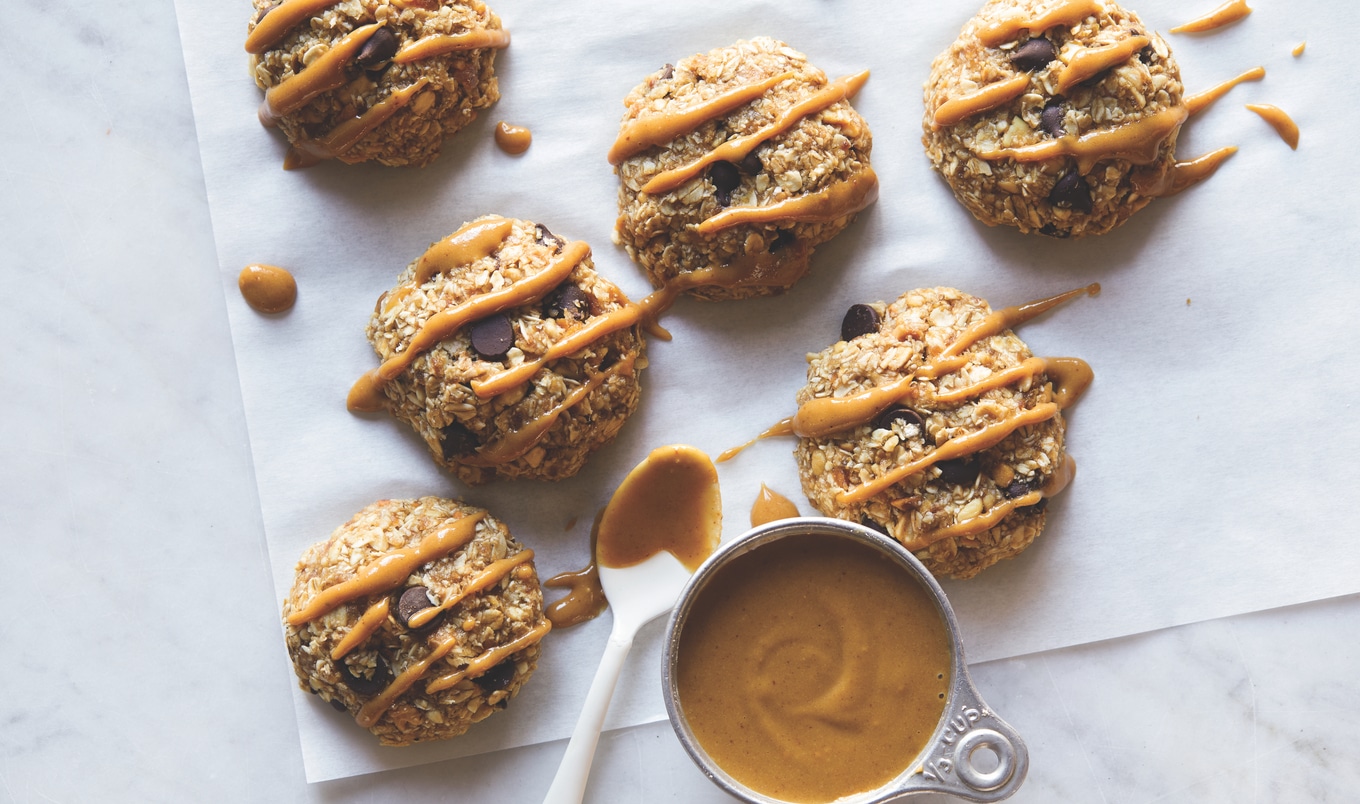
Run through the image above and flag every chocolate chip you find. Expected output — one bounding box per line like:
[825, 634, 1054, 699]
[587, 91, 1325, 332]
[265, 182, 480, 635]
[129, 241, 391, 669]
[859, 516, 890, 536]
[469, 314, 515, 360]
[329, 698, 347, 712]
[769, 229, 796, 252]
[440, 420, 478, 456]
[1038, 223, 1070, 239]
[840, 304, 881, 341]
[1010, 37, 1055, 72]
[710, 161, 740, 194]
[337, 656, 391, 696]
[1003, 478, 1039, 498]
[1048, 170, 1093, 214]
[534, 223, 564, 249]
[737, 151, 763, 175]
[545, 283, 591, 320]
[659, 63, 674, 81]
[874, 407, 930, 442]
[935, 458, 979, 486]
[396, 586, 437, 628]
[1040, 100, 1065, 138]
[474, 659, 518, 693]
[1138, 46, 1155, 65]
[355, 27, 399, 71]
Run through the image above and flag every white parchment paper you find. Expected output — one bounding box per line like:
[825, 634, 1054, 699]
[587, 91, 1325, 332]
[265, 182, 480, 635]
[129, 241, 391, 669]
[173, 0, 1358, 783]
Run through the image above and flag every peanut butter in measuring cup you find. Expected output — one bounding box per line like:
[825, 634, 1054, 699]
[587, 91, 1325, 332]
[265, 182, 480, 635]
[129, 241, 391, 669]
[662, 518, 1028, 803]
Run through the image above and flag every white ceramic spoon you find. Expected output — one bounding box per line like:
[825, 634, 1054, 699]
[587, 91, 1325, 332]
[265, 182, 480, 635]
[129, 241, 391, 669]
[541, 550, 696, 804]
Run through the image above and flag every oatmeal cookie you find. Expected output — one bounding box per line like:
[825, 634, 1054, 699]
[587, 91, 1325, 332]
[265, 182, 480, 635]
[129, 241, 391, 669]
[612, 37, 876, 302]
[283, 497, 549, 746]
[922, 0, 1184, 237]
[349, 216, 646, 485]
[247, 0, 507, 168]
[793, 287, 1092, 579]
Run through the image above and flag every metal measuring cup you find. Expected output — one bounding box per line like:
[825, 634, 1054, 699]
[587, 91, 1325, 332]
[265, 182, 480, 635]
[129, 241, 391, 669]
[662, 517, 1028, 803]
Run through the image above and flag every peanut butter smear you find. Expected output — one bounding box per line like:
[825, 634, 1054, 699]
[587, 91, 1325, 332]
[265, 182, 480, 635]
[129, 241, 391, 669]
[545, 560, 607, 629]
[1293, 42, 1307, 57]
[394, 29, 510, 63]
[931, 74, 1029, 129]
[695, 168, 879, 235]
[750, 484, 799, 527]
[676, 534, 950, 803]
[238, 264, 297, 313]
[596, 445, 722, 572]
[1056, 35, 1149, 94]
[284, 78, 430, 169]
[259, 23, 384, 126]
[1132, 146, 1238, 197]
[977, 0, 1104, 48]
[1170, 0, 1253, 34]
[1184, 66, 1266, 115]
[245, 0, 337, 53]
[1245, 104, 1300, 149]
[494, 121, 532, 154]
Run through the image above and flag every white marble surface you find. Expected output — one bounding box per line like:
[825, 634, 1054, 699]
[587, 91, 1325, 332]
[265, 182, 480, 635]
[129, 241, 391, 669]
[4, 1, 1360, 802]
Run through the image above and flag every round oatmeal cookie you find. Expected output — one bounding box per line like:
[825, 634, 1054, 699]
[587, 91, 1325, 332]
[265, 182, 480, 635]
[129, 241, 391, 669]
[247, 0, 507, 168]
[922, 0, 1184, 237]
[793, 288, 1083, 579]
[283, 497, 550, 746]
[612, 37, 876, 302]
[352, 216, 646, 485]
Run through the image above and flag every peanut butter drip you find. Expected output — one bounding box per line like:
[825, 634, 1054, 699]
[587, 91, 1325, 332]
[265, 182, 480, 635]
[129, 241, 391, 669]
[977, 0, 1104, 48]
[284, 78, 430, 169]
[406, 550, 536, 629]
[640, 71, 871, 196]
[238, 264, 298, 313]
[286, 513, 485, 626]
[1170, 0, 1252, 34]
[638, 245, 811, 340]
[424, 619, 552, 694]
[979, 105, 1188, 175]
[1132, 145, 1237, 198]
[696, 167, 879, 235]
[545, 561, 607, 629]
[793, 284, 1099, 440]
[1293, 42, 1306, 57]
[414, 217, 514, 284]
[494, 121, 532, 154]
[608, 71, 795, 166]
[245, 0, 338, 54]
[750, 484, 799, 527]
[1245, 104, 1300, 149]
[932, 74, 1030, 130]
[1184, 66, 1266, 115]
[330, 597, 391, 660]
[717, 418, 795, 463]
[357, 618, 551, 726]
[907, 457, 1076, 550]
[393, 29, 510, 63]
[259, 24, 384, 127]
[460, 354, 638, 467]
[1057, 35, 1149, 94]
[347, 240, 590, 412]
[471, 304, 643, 399]
[596, 445, 722, 571]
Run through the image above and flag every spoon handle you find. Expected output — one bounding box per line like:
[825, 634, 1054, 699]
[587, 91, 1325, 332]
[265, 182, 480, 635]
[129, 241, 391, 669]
[542, 627, 636, 804]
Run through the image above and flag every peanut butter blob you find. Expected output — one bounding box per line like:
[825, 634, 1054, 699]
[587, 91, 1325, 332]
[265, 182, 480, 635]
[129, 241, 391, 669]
[238, 263, 297, 313]
[676, 533, 951, 803]
[596, 445, 721, 571]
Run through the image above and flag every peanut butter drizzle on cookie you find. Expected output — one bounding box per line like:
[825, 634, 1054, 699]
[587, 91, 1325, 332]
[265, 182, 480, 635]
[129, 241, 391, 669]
[1245, 104, 1300, 149]
[393, 28, 511, 64]
[284, 78, 430, 169]
[640, 71, 871, 196]
[977, 0, 1104, 48]
[637, 247, 811, 340]
[717, 417, 795, 463]
[608, 71, 796, 166]
[597, 445, 722, 572]
[696, 168, 879, 235]
[905, 457, 1076, 549]
[751, 484, 799, 527]
[980, 104, 1188, 175]
[1169, 0, 1252, 34]
[424, 619, 552, 694]
[245, 0, 339, 54]
[406, 549, 537, 629]
[1057, 35, 1149, 94]
[494, 121, 532, 154]
[347, 240, 590, 412]
[330, 598, 391, 660]
[471, 304, 643, 399]
[460, 354, 639, 466]
[259, 23, 384, 126]
[545, 560, 607, 629]
[1184, 66, 1266, 115]
[1132, 145, 1237, 197]
[932, 74, 1031, 130]
[286, 512, 485, 626]
[415, 217, 514, 284]
[239, 263, 298, 313]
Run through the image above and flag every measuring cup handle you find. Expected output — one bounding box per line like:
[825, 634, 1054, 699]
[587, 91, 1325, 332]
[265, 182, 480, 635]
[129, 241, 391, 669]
[903, 681, 1029, 803]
